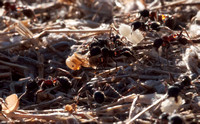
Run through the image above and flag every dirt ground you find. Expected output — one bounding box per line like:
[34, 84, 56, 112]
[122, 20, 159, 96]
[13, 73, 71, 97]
[0, 0, 200, 123]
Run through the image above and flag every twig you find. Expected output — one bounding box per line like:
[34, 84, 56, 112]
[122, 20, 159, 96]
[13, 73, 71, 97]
[127, 94, 167, 124]
[47, 45, 66, 60]
[46, 29, 110, 34]
[5, 112, 70, 121]
[0, 60, 29, 70]
[22, 96, 65, 110]
[154, 1, 200, 10]
[37, 52, 44, 78]
[0, 72, 12, 78]
[0, 40, 26, 51]
[36, 29, 110, 38]
[128, 95, 139, 119]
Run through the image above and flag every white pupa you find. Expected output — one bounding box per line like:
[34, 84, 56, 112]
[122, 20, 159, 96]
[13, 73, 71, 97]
[161, 96, 183, 113]
[183, 46, 200, 74]
[119, 23, 144, 45]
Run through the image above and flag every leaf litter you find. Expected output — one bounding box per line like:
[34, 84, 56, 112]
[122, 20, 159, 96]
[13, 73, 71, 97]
[0, 0, 200, 123]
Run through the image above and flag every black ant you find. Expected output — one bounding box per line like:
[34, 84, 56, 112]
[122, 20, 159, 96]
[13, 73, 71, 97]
[138, 9, 181, 30]
[152, 30, 191, 66]
[0, 1, 35, 19]
[139, 9, 172, 22]
[36, 76, 71, 93]
[131, 20, 161, 31]
[89, 31, 135, 68]
[110, 34, 122, 47]
[89, 37, 108, 50]
[3, 2, 17, 12]
[153, 30, 190, 51]
[89, 45, 116, 68]
[131, 21, 146, 31]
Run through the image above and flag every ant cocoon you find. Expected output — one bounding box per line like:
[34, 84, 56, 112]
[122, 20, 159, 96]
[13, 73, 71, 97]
[161, 96, 183, 114]
[66, 52, 90, 70]
[119, 24, 144, 45]
[183, 46, 200, 74]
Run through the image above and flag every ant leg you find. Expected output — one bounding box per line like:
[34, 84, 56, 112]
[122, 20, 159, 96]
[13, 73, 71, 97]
[165, 49, 169, 66]
[157, 55, 162, 68]
[110, 23, 120, 34]
[181, 27, 195, 45]
[160, 26, 174, 34]
[110, 57, 117, 69]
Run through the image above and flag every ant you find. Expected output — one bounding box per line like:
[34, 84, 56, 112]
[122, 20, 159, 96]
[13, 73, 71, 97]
[89, 36, 133, 68]
[36, 76, 71, 93]
[110, 33, 122, 47]
[139, 9, 172, 23]
[153, 30, 191, 64]
[138, 9, 180, 30]
[131, 20, 161, 31]
[0, 1, 35, 19]
[89, 37, 108, 50]
[153, 30, 190, 50]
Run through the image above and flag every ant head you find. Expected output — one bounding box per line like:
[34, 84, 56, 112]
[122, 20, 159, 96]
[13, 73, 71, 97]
[101, 47, 109, 57]
[180, 76, 191, 87]
[177, 37, 188, 45]
[153, 38, 163, 49]
[4, 2, 16, 11]
[93, 91, 105, 104]
[165, 17, 176, 29]
[159, 112, 169, 123]
[149, 11, 157, 21]
[150, 22, 160, 31]
[167, 86, 181, 99]
[169, 114, 184, 124]
[22, 9, 35, 18]
[90, 46, 101, 57]
[0, 1, 3, 8]
[56, 76, 72, 90]
[91, 37, 108, 48]
[140, 9, 149, 18]
[121, 48, 132, 57]
[131, 21, 143, 30]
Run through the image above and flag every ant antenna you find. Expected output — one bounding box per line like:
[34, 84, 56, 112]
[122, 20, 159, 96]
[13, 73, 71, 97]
[179, 25, 195, 45]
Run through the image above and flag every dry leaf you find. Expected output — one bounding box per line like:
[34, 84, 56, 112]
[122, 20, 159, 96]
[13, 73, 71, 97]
[2, 94, 19, 114]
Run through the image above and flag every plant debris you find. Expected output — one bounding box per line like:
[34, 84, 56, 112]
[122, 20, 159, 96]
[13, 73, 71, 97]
[0, 0, 200, 123]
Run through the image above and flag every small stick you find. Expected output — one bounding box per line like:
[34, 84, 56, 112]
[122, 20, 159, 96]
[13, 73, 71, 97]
[46, 29, 110, 34]
[150, 0, 187, 10]
[127, 94, 167, 124]
[106, 83, 122, 97]
[128, 95, 139, 119]
[22, 96, 65, 110]
[37, 52, 44, 78]
[0, 72, 12, 78]
[47, 45, 66, 60]
[0, 60, 29, 70]
[4, 112, 71, 121]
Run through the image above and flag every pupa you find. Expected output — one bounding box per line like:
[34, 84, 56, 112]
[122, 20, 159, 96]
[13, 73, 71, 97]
[66, 52, 90, 70]
[183, 46, 200, 74]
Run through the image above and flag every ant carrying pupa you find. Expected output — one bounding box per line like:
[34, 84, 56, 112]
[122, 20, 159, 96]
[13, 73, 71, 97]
[131, 9, 185, 37]
[88, 34, 119, 69]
